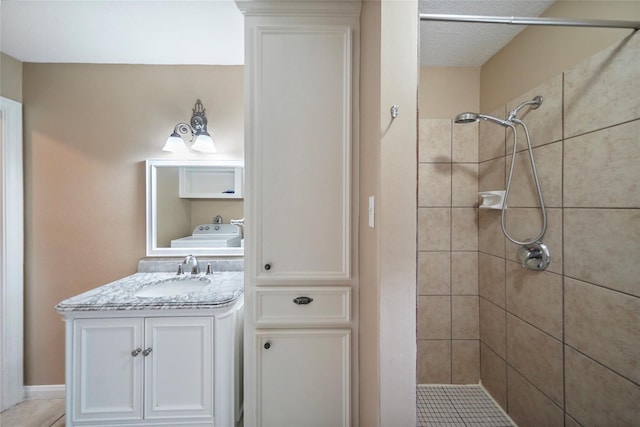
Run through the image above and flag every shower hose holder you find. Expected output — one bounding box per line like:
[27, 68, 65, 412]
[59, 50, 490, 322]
[517, 241, 550, 271]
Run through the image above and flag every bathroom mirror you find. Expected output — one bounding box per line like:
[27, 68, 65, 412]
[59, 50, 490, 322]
[146, 159, 244, 256]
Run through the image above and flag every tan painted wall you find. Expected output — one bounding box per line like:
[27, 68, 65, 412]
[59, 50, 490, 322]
[358, 1, 381, 425]
[0, 52, 22, 102]
[481, 0, 640, 111]
[22, 63, 243, 385]
[419, 67, 480, 119]
[378, 0, 418, 424]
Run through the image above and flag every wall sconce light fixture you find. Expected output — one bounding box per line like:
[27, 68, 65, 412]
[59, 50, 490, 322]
[163, 99, 216, 153]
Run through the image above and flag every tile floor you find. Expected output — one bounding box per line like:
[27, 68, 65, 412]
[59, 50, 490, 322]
[0, 398, 65, 427]
[417, 384, 516, 426]
[3, 387, 514, 427]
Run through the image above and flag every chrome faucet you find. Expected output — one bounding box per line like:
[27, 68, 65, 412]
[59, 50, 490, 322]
[213, 215, 223, 224]
[183, 255, 200, 275]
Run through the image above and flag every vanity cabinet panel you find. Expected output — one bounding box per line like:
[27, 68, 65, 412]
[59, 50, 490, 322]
[72, 318, 144, 422]
[254, 286, 350, 326]
[69, 316, 215, 426]
[246, 19, 354, 284]
[256, 329, 350, 427]
[144, 317, 213, 420]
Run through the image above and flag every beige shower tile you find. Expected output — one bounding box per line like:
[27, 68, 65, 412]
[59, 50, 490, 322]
[564, 414, 582, 427]
[451, 251, 478, 295]
[418, 208, 451, 251]
[451, 208, 478, 250]
[480, 342, 507, 410]
[418, 163, 451, 207]
[452, 340, 480, 384]
[478, 157, 505, 192]
[418, 295, 451, 340]
[505, 141, 562, 208]
[507, 367, 564, 427]
[564, 33, 640, 138]
[565, 346, 640, 426]
[507, 314, 563, 406]
[506, 261, 562, 339]
[564, 120, 640, 208]
[418, 339, 451, 384]
[452, 120, 478, 163]
[418, 251, 450, 295]
[452, 163, 478, 207]
[505, 208, 562, 275]
[478, 253, 505, 307]
[564, 209, 640, 297]
[478, 209, 505, 258]
[480, 298, 506, 358]
[565, 277, 640, 384]
[452, 296, 479, 339]
[506, 75, 563, 150]
[419, 118, 451, 163]
[479, 105, 507, 161]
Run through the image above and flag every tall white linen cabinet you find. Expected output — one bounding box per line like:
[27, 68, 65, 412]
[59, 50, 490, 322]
[235, 1, 360, 426]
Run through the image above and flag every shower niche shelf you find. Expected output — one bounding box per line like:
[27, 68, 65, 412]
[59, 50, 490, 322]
[478, 190, 505, 209]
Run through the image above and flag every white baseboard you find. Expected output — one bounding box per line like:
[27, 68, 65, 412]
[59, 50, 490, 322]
[24, 385, 65, 400]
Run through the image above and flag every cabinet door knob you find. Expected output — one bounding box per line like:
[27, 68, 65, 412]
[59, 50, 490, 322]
[293, 296, 314, 305]
[264, 263, 272, 271]
[142, 348, 152, 356]
[131, 348, 142, 357]
[264, 342, 271, 350]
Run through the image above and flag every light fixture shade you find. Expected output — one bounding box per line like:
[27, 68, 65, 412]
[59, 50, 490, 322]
[191, 133, 216, 153]
[163, 134, 188, 153]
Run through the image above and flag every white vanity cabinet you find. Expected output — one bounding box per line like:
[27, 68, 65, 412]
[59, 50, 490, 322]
[71, 317, 213, 424]
[237, 1, 360, 425]
[253, 287, 351, 427]
[240, 2, 359, 286]
[257, 329, 351, 427]
[64, 305, 242, 427]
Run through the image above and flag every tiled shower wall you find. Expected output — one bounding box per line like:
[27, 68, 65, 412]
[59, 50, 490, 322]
[417, 33, 639, 425]
[417, 113, 480, 384]
[477, 34, 639, 426]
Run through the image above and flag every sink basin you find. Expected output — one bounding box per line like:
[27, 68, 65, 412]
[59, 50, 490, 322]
[135, 277, 212, 298]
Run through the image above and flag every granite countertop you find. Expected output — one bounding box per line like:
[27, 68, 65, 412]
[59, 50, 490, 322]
[55, 271, 244, 312]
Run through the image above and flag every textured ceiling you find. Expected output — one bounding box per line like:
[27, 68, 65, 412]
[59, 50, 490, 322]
[419, 0, 555, 66]
[1, 0, 554, 67]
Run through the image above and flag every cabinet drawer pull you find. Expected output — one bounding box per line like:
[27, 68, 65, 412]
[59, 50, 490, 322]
[293, 296, 313, 305]
[131, 348, 142, 357]
[264, 342, 271, 350]
[142, 348, 152, 356]
[264, 263, 272, 271]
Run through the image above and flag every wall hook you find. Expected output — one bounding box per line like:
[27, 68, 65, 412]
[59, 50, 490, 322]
[390, 105, 399, 119]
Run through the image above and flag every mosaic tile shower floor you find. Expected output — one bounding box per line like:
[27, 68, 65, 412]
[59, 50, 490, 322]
[417, 385, 516, 426]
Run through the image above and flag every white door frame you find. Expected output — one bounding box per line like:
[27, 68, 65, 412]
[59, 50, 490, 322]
[0, 96, 24, 411]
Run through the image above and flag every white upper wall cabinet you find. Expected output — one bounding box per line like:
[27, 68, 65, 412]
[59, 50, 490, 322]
[242, 10, 357, 284]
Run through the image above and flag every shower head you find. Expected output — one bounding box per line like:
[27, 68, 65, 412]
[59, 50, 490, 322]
[454, 112, 511, 127]
[454, 112, 479, 124]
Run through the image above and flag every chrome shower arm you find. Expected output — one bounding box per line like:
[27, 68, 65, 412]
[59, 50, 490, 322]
[508, 96, 543, 121]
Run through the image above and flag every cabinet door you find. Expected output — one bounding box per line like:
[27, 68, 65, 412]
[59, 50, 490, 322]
[247, 22, 353, 283]
[144, 317, 214, 420]
[72, 318, 144, 422]
[257, 329, 350, 427]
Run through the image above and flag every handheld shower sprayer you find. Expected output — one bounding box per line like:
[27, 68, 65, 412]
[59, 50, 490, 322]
[454, 95, 550, 271]
[454, 112, 511, 127]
